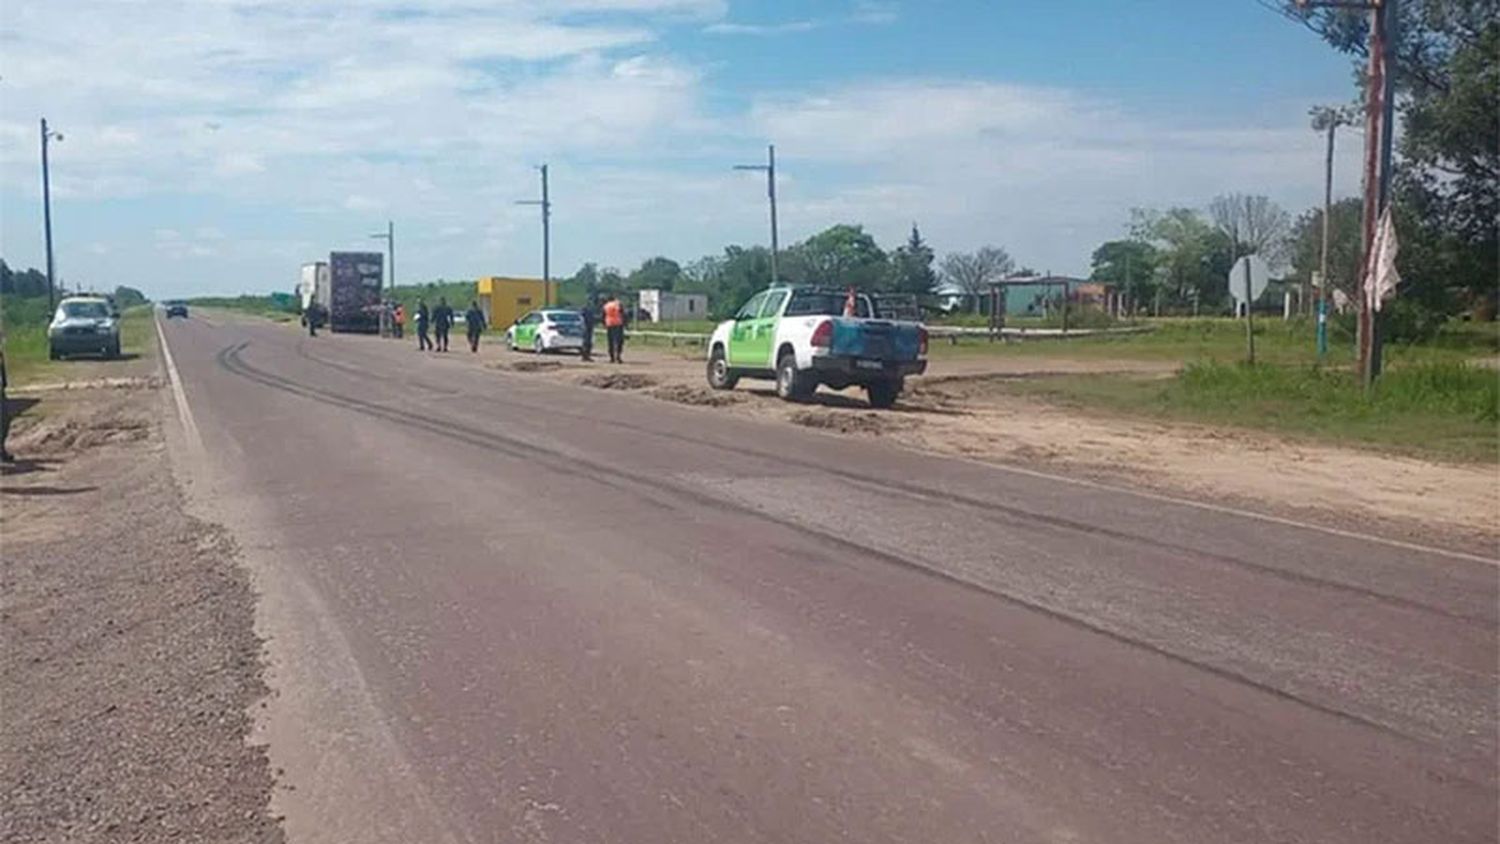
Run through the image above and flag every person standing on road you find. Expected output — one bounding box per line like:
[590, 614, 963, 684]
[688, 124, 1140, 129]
[393, 303, 405, 339]
[304, 302, 322, 337]
[465, 301, 487, 353]
[579, 301, 596, 362]
[415, 299, 432, 351]
[433, 298, 454, 352]
[1, 343, 13, 464]
[603, 294, 626, 364]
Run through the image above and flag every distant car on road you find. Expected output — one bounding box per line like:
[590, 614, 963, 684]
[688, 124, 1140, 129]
[164, 301, 189, 319]
[505, 309, 587, 354]
[49, 296, 121, 360]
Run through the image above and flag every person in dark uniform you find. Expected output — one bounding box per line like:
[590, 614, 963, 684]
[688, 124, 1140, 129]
[415, 299, 432, 351]
[1, 343, 13, 464]
[579, 302, 596, 362]
[304, 302, 322, 337]
[432, 298, 454, 352]
[464, 301, 487, 353]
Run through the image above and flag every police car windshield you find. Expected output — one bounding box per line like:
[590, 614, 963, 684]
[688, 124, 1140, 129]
[61, 302, 110, 319]
[546, 311, 582, 323]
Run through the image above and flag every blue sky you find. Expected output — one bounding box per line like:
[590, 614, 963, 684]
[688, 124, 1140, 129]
[0, 0, 1365, 299]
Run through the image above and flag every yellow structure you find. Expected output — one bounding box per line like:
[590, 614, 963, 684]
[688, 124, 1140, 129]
[476, 276, 560, 329]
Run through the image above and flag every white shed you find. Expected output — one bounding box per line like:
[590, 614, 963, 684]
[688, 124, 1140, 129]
[638, 289, 708, 322]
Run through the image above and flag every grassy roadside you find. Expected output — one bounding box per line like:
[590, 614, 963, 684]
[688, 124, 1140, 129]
[928, 318, 1499, 367]
[4, 306, 156, 386]
[985, 360, 1499, 463]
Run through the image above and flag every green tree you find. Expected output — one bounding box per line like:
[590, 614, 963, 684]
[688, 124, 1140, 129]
[1284, 0, 1498, 315]
[890, 224, 938, 295]
[1089, 240, 1159, 314]
[113, 286, 149, 308]
[1131, 207, 1234, 312]
[1288, 198, 1363, 300]
[785, 224, 890, 289]
[715, 246, 774, 316]
[626, 256, 683, 292]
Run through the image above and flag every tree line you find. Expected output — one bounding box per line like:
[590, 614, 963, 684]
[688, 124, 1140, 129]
[0, 259, 148, 314]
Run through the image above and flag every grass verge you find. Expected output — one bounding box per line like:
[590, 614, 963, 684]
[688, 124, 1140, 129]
[996, 359, 1499, 463]
[5, 306, 156, 386]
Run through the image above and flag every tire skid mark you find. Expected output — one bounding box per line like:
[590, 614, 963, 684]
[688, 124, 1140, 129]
[215, 339, 1424, 743]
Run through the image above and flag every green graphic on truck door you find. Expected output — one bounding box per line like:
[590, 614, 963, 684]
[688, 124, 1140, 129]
[729, 289, 786, 368]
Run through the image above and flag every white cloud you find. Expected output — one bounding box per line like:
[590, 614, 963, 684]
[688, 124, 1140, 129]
[705, 20, 819, 35]
[0, 0, 1359, 297]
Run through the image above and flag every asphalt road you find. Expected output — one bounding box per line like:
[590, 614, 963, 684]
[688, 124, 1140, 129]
[162, 314, 1498, 844]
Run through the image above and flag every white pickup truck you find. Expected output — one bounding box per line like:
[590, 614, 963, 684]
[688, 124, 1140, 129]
[706, 285, 928, 408]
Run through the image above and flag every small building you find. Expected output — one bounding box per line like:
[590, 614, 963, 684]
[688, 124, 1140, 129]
[637, 289, 708, 323]
[477, 276, 560, 329]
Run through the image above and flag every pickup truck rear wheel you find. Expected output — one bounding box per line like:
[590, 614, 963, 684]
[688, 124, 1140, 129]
[866, 378, 902, 409]
[707, 347, 739, 390]
[776, 352, 815, 401]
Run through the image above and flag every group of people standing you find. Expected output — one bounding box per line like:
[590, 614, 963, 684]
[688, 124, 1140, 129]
[303, 293, 623, 363]
[410, 298, 487, 353]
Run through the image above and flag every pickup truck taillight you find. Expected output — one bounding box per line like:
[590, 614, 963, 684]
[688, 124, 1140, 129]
[811, 319, 833, 348]
[918, 326, 929, 356]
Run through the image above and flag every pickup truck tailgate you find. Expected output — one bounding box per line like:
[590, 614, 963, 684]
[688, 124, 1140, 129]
[829, 319, 921, 361]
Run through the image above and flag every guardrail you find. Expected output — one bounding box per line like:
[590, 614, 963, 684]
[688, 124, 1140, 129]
[626, 324, 1157, 346]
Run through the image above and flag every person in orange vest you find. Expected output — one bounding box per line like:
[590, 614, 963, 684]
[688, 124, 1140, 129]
[603, 294, 626, 364]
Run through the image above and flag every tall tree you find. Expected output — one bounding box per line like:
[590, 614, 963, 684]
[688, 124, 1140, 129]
[1132, 207, 1234, 311]
[112, 286, 149, 309]
[939, 246, 1014, 312]
[626, 256, 683, 291]
[786, 224, 890, 289]
[890, 224, 938, 295]
[1089, 240, 1159, 313]
[1282, 0, 1498, 315]
[1206, 193, 1292, 269]
[1289, 198, 1364, 300]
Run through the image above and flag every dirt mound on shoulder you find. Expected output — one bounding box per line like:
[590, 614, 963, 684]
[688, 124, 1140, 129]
[505, 359, 564, 372]
[649, 385, 747, 407]
[580, 372, 658, 390]
[788, 409, 909, 436]
[12, 414, 152, 455]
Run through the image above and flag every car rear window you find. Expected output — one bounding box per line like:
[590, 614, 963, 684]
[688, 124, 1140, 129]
[784, 291, 870, 318]
[546, 312, 582, 323]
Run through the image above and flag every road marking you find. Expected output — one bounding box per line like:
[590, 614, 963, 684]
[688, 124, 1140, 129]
[155, 314, 203, 453]
[946, 455, 1500, 567]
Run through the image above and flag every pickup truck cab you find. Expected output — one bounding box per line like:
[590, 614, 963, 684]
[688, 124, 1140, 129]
[707, 286, 927, 408]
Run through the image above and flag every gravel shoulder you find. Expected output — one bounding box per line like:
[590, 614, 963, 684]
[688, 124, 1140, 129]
[1, 375, 282, 842]
[470, 337, 1499, 545]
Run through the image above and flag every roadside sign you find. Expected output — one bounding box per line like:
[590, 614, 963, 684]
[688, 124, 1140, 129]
[1228, 255, 1270, 305]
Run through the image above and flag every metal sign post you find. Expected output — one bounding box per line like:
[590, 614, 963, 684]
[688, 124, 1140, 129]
[1243, 259, 1256, 364]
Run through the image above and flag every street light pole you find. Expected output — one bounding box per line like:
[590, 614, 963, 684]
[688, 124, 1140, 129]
[40, 118, 63, 310]
[515, 164, 551, 307]
[734, 144, 779, 286]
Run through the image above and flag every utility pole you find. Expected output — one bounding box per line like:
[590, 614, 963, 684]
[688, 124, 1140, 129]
[733, 144, 779, 285]
[515, 165, 551, 307]
[1295, 0, 1397, 386]
[370, 220, 394, 336]
[40, 118, 63, 310]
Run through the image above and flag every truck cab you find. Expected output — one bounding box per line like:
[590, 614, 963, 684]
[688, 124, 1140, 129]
[706, 286, 927, 408]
